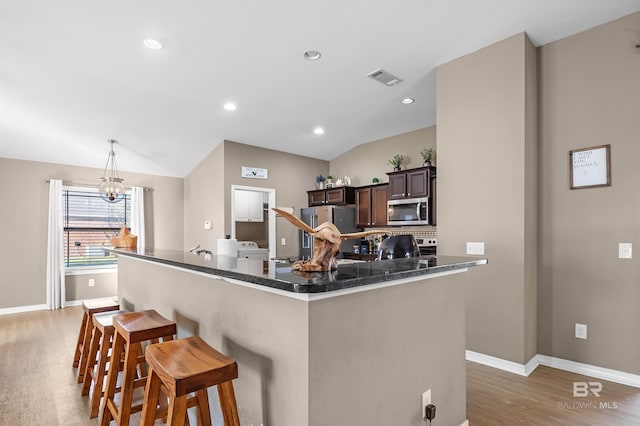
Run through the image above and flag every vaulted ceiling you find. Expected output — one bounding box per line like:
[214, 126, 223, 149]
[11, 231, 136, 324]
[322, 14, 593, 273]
[2, 1, 639, 177]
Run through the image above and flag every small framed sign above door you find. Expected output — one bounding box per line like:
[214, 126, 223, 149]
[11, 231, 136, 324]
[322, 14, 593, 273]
[569, 144, 611, 189]
[241, 166, 268, 180]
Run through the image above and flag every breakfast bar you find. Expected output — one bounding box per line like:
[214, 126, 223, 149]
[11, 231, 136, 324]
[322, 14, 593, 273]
[113, 248, 486, 426]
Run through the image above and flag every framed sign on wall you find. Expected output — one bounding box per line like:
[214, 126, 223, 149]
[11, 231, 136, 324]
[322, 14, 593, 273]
[241, 166, 268, 180]
[569, 144, 611, 189]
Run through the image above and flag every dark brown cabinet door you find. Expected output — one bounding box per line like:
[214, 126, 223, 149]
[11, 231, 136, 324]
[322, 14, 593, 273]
[406, 169, 429, 198]
[325, 188, 345, 205]
[308, 190, 325, 206]
[356, 187, 372, 228]
[387, 174, 406, 199]
[371, 184, 388, 226]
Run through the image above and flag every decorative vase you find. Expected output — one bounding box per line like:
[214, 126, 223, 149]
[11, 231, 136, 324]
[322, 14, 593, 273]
[423, 161, 431, 167]
[393, 166, 401, 172]
[315, 182, 324, 190]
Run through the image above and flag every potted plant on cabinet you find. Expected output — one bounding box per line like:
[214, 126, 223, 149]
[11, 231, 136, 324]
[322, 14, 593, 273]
[421, 147, 434, 167]
[315, 174, 326, 189]
[388, 154, 405, 171]
[325, 175, 334, 188]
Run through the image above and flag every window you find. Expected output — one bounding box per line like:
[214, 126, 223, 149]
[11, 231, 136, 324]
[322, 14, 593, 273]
[63, 188, 131, 268]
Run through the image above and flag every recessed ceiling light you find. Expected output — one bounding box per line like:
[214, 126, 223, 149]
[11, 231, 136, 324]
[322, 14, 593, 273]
[224, 102, 237, 111]
[304, 50, 322, 61]
[143, 39, 163, 50]
[401, 98, 415, 105]
[313, 127, 324, 135]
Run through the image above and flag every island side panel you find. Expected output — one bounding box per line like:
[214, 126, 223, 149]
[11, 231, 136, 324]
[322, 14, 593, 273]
[116, 255, 310, 426]
[308, 271, 467, 426]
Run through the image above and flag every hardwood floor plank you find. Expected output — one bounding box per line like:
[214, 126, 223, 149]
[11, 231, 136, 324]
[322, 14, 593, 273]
[467, 361, 640, 425]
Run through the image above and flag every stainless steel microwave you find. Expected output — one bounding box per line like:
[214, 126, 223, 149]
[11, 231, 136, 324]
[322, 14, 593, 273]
[387, 197, 429, 226]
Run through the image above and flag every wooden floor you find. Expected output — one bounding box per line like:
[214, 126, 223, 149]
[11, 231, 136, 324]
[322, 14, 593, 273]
[467, 361, 640, 425]
[1, 306, 639, 425]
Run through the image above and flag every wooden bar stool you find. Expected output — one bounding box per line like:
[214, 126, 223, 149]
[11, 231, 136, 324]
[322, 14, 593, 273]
[81, 309, 126, 418]
[73, 298, 120, 384]
[101, 310, 177, 426]
[140, 336, 240, 426]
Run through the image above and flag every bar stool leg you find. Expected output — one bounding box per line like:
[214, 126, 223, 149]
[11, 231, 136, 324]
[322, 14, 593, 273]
[72, 313, 88, 368]
[167, 394, 188, 426]
[89, 329, 113, 417]
[195, 389, 212, 426]
[118, 341, 142, 426]
[82, 325, 103, 395]
[140, 366, 162, 425]
[101, 332, 124, 426]
[218, 381, 240, 426]
[77, 314, 95, 382]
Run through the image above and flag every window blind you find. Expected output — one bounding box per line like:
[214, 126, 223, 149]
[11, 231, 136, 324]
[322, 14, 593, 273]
[63, 189, 131, 268]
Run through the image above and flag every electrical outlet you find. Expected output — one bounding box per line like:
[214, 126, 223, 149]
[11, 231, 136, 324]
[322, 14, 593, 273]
[575, 323, 587, 339]
[619, 243, 632, 259]
[281, 237, 286, 246]
[88, 278, 95, 287]
[466, 242, 485, 255]
[421, 389, 431, 413]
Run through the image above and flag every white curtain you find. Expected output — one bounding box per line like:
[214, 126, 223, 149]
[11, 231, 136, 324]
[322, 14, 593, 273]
[46, 179, 65, 309]
[131, 186, 146, 251]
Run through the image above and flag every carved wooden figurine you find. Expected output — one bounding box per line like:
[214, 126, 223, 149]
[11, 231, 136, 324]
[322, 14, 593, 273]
[273, 208, 384, 272]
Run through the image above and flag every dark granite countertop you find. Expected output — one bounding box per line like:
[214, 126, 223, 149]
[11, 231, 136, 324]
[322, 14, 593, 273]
[110, 248, 487, 294]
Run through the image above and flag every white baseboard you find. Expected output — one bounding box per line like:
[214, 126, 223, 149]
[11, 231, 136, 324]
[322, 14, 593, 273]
[536, 355, 640, 388]
[64, 300, 83, 307]
[466, 350, 538, 376]
[0, 303, 49, 316]
[467, 350, 640, 388]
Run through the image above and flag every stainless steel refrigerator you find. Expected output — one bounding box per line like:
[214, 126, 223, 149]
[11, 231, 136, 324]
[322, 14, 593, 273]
[299, 206, 359, 260]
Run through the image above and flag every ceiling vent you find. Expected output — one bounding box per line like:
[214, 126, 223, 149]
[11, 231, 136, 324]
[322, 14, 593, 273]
[367, 68, 403, 86]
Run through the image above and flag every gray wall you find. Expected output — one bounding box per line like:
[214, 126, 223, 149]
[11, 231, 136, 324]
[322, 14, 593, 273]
[308, 273, 467, 426]
[329, 126, 437, 186]
[0, 157, 184, 309]
[436, 33, 538, 364]
[538, 12, 640, 374]
[65, 273, 118, 302]
[183, 142, 226, 251]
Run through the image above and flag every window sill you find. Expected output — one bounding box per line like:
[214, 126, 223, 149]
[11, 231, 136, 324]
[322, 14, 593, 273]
[65, 266, 118, 276]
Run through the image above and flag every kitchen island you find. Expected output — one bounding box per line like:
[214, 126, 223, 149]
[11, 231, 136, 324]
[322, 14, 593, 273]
[112, 248, 486, 426]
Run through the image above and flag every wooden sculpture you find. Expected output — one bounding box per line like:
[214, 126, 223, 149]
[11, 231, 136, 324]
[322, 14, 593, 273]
[273, 208, 384, 272]
[110, 226, 138, 248]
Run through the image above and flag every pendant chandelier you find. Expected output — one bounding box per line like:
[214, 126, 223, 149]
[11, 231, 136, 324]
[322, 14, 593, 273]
[99, 139, 125, 203]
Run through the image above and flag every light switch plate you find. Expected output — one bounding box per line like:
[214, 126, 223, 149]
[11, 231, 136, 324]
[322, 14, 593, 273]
[466, 242, 485, 255]
[575, 323, 587, 339]
[618, 243, 632, 259]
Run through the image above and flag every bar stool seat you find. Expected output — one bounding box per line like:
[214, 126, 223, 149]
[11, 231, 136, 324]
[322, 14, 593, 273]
[140, 336, 240, 426]
[101, 310, 177, 426]
[81, 309, 126, 418]
[73, 298, 120, 384]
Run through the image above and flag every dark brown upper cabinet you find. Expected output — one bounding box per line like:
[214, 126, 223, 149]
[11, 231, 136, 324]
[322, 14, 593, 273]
[307, 186, 356, 206]
[356, 184, 388, 228]
[387, 167, 431, 200]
